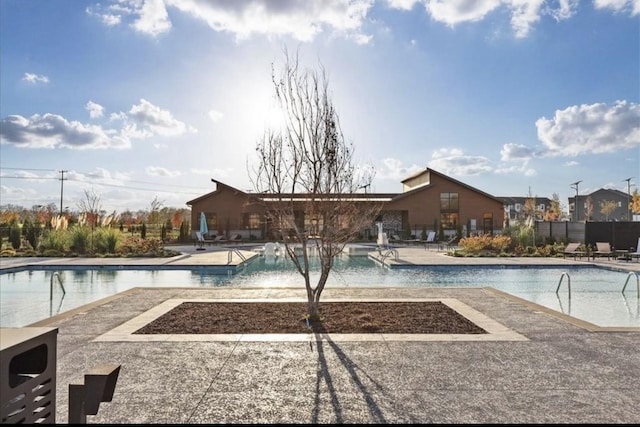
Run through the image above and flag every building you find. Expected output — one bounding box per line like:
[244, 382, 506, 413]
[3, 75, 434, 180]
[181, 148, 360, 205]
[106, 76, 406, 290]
[186, 168, 505, 241]
[570, 188, 633, 222]
[498, 196, 553, 225]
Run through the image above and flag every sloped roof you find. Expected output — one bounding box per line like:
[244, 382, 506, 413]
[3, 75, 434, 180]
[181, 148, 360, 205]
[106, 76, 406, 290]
[398, 168, 504, 204]
[187, 168, 505, 206]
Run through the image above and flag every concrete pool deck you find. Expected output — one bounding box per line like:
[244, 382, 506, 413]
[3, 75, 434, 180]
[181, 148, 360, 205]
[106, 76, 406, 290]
[1, 245, 639, 423]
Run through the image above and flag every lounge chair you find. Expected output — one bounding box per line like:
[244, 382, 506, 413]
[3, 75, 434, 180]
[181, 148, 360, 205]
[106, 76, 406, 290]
[423, 231, 437, 251]
[592, 242, 613, 260]
[213, 235, 227, 243]
[194, 231, 214, 249]
[629, 237, 640, 262]
[439, 235, 459, 251]
[562, 242, 585, 259]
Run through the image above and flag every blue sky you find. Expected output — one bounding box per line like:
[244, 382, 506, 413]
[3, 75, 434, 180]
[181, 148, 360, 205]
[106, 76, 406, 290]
[1, 0, 639, 215]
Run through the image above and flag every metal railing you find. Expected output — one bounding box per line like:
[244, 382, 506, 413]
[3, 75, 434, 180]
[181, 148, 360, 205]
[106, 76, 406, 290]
[379, 249, 399, 266]
[50, 271, 66, 301]
[228, 249, 247, 265]
[622, 271, 639, 297]
[555, 272, 571, 299]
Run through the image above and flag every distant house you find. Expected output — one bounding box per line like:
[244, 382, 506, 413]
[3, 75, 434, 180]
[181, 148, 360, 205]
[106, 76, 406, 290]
[186, 168, 505, 241]
[570, 188, 632, 221]
[498, 196, 553, 225]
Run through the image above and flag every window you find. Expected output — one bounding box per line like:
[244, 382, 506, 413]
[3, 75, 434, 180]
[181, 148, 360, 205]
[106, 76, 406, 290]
[482, 213, 493, 234]
[440, 213, 459, 229]
[304, 215, 323, 236]
[440, 192, 459, 211]
[243, 213, 261, 229]
[538, 204, 546, 211]
[515, 203, 521, 212]
[206, 213, 217, 230]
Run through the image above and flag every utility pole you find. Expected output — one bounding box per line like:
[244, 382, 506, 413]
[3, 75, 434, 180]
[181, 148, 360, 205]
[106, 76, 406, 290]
[623, 177, 633, 221]
[570, 180, 582, 222]
[59, 170, 68, 215]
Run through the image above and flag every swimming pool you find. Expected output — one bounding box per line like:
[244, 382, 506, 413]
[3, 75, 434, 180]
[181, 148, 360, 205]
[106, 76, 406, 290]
[1, 254, 638, 328]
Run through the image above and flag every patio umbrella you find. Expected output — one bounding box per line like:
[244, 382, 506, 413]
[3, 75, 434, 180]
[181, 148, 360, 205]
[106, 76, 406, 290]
[200, 212, 208, 237]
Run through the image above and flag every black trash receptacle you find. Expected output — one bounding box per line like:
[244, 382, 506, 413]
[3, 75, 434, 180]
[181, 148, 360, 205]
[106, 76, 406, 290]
[1, 327, 58, 424]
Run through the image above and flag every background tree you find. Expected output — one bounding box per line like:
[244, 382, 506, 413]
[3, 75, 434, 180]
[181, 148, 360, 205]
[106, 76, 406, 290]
[523, 194, 538, 222]
[631, 189, 640, 217]
[584, 196, 593, 221]
[599, 200, 618, 221]
[77, 188, 103, 230]
[543, 193, 562, 221]
[250, 50, 380, 321]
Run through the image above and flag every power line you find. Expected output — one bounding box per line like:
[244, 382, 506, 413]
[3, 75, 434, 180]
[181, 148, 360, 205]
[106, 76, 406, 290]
[0, 166, 58, 172]
[1, 176, 59, 180]
[1, 171, 211, 194]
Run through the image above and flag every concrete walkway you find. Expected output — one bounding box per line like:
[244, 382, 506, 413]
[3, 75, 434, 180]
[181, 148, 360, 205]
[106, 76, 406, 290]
[2, 245, 639, 423]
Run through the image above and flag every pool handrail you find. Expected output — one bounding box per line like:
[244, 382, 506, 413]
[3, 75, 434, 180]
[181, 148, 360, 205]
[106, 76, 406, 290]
[555, 272, 571, 299]
[50, 271, 66, 301]
[621, 271, 639, 297]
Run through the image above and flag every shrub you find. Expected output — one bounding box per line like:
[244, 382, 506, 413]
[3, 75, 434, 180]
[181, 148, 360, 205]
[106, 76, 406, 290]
[42, 248, 65, 257]
[9, 225, 21, 250]
[24, 221, 40, 250]
[459, 234, 493, 254]
[94, 228, 120, 254]
[117, 236, 163, 256]
[1, 248, 17, 257]
[41, 230, 68, 253]
[69, 225, 91, 254]
[490, 235, 511, 253]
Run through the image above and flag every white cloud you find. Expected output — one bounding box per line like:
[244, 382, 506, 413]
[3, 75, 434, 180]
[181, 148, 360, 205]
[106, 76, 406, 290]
[594, 0, 640, 15]
[494, 163, 537, 176]
[86, 101, 105, 119]
[425, 0, 502, 26]
[500, 143, 536, 161]
[386, 0, 580, 38]
[22, 73, 49, 84]
[428, 148, 494, 175]
[208, 109, 224, 122]
[0, 114, 127, 149]
[92, 0, 374, 42]
[385, 0, 420, 11]
[565, 160, 579, 166]
[127, 98, 196, 137]
[131, 0, 171, 36]
[375, 158, 423, 181]
[0, 99, 194, 150]
[91, 0, 639, 42]
[146, 166, 181, 177]
[536, 100, 640, 156]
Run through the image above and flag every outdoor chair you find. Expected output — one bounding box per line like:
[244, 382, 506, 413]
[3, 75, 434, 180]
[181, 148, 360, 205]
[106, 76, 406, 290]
[562, 242, 585, 259]
[213, 235, 228, 243]
[423, 231, 437, 250]
[194, 231, 213, 250]
[439, 235, 459, 251]
[592, 242, 613, 260]
[629, 237, 640, 262]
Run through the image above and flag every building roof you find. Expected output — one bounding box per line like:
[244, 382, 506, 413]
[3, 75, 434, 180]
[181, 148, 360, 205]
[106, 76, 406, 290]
[187, 168, 505, 206]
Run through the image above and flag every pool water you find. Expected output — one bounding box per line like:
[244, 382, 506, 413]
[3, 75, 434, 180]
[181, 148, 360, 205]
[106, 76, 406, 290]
[1, 254, 638, 328]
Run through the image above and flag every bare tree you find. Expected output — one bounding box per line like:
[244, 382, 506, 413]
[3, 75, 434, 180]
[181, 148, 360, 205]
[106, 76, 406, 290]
[77, 189, 103, 230]
[584, 196, 593, 221]
[149, 196, 165, 229]
[250, 50, 380, 321]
